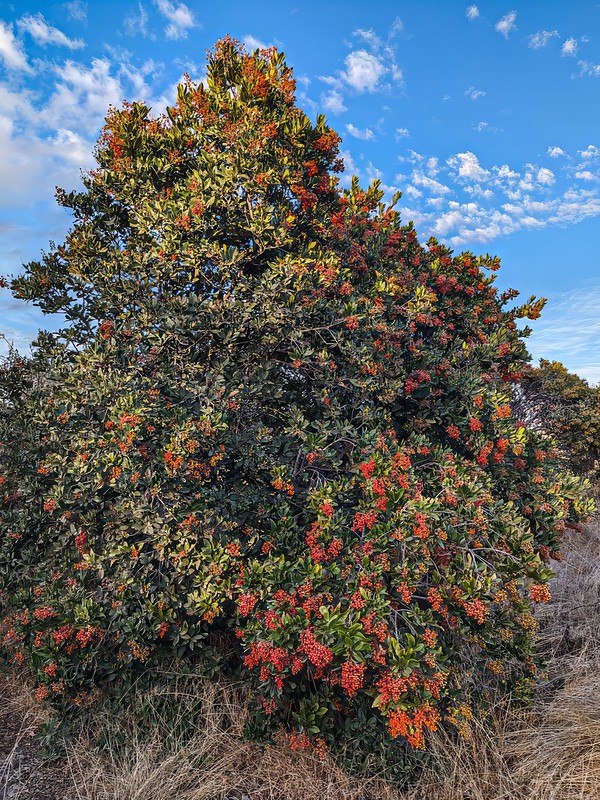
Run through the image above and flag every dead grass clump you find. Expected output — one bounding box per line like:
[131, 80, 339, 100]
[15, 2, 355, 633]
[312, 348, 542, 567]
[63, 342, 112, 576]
[0, 673, 71, 799]
[69, 676, 399, 800]
[509, 671, 600, 799]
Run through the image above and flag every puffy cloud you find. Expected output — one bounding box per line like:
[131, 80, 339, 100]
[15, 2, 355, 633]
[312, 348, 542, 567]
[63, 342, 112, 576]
[537, 167, 555, 185]
[404, 185, 422, 199]
[320, 18, 403, 109]
[243, 34, 269, 50]
[40, 58, 129, 133]
[465, 86, 486, 100]
[493, 164, 520, 183]
[0, 20, 32, 73]
[495, 11, 517, 39]
[426, 157, 439, 175]
[518, 166, 536, 192]
[466, 5, 479, 21]
[0, 116, 91, 209]
[395, 147, 600, 249]
[341, 50, 387, 92]
[17, 13, 85, 49]
[346, 122, 375, 140]
[411, 171, 452, 195]
[561, 37, 578, 57]
[447, 151, 490, 182]
[528, 30, 558, 49]
[465, 184, 494, 200]
[153, 0, 197, 40]
[321, 89, 347, 114]
[547, 145, 565, 158]
[474, 121, 488, 132]
[579, 145, 600, 159]
[395, 127, 410, 140]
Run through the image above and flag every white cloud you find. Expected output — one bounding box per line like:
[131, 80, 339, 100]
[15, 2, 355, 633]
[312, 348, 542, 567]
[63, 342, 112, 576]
[40, 58, 128, 132]
[321, 19, 403, 106]
[346, 122, 375, 140]
[154, 0, 197, 40]
[389, 17, 404, 38]
[493, 164, 520, 183]
[528, 30, 558, 49]
[537, 167, 555, 185]
[411, 170, 452, 195]
[51, 127, 91, 164]
[547, 145, 565, 158]
[366, 162, 384, 181]
[466, 5, 479, 21]
[17, 13, 85, 49]
[243, 34, 269, 50]
[447, 151, 490, 182]
[519, 166, 536, 192]
[404, 185, 422, 199]
[125, 2, 151, 37]
[465, 184, 494, 200]
[0, 113, 91, 209]
[64, 1, 87, 22]
[352, 28, 382, 50]
[0, 20, 32, 73]
[495, 11, 517, 39]
[341, 50, 387, 92]
[321, 89, 347, 114]
[392, 145, 600, 258]
[465, 86, 486, 100]
[562, 37, 578, 57]
[474, 121, 488, 132]
[426, 156, 438, 175]
[578, 60, 600, 77]
[395, 126, 410, 140]
[427, 196, 446, 209]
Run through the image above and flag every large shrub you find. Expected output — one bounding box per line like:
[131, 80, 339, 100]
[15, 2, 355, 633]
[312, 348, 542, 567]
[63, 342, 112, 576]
[0, 39, 593, 770]
[514, 359, 600, 481]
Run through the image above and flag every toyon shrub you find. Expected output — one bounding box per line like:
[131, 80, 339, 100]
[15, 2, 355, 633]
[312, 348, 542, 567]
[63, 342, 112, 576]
[0, 38, 594, 774]
[514, 359, 600, 482]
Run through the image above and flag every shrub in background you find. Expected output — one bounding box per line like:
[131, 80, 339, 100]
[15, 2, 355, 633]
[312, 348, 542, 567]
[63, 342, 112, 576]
[514, 359, 600, 482]
[0, 38, 594, 777]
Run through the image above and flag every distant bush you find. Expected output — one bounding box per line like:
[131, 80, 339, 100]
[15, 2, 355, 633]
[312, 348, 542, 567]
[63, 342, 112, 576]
[514, 360, 600, 481]
[0, 38, 594, 778]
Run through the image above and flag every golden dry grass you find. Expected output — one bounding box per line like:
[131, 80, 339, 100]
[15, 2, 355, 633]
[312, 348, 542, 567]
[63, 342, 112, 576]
[65, 677, 399, 800]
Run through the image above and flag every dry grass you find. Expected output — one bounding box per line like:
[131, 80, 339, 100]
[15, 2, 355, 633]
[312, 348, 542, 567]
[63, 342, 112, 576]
[2, 516, 600, 800]
[0, 673, 71, 799]
[65, 678, 398, 800]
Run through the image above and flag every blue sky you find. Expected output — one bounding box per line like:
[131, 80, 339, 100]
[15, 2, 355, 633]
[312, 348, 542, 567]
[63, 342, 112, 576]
[1, 0, 599, 382]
